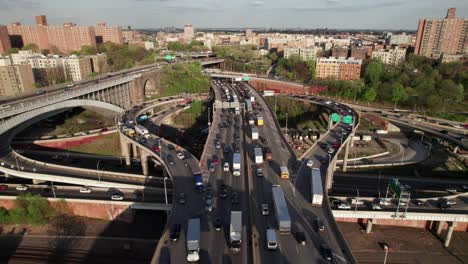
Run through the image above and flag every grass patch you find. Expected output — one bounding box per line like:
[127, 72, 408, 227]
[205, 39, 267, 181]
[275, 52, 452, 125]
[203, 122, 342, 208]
[172, 100, 207, 128]
[67, 132, 121, 156]
[49, 109, 114, 136]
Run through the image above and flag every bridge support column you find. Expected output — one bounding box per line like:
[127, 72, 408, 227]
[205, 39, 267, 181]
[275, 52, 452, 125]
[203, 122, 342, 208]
[325, 163, 333, 190]
[444, 222, 457, 248]
[120, 136, 131, 166]
[33, 179, 46, 184]
[328, 116, 333, 130]
[342, 139, 351, 172]
[141, 152, 149, 176]
[132, 144, 139, 159]
[366, 219, 373, 234]
[436, 221, 444, 235]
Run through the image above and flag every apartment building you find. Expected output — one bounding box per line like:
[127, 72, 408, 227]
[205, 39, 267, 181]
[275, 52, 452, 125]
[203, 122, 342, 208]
[284, 47, 321, 61]
[316, 57, 362, 81]
[0, 63, 35, 97]
[372, 47, 407, 66]
[95, 22, 123, 44]
[0, 25, 11, 54]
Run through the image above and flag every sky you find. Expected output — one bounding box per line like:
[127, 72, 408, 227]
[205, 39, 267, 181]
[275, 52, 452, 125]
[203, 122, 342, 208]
[0, 0, 467, 30]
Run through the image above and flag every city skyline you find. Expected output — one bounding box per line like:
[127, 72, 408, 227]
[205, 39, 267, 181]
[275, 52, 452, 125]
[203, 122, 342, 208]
[1, 0, 467, 30]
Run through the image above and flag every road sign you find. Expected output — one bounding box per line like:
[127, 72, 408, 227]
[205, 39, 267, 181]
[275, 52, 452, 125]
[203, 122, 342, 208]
[242, 77, 250, 81]
[390, 178, 401, 196]
[331, 113, 341, 122]
[165, 54, 173, 61]
[343, 115, 353, 124]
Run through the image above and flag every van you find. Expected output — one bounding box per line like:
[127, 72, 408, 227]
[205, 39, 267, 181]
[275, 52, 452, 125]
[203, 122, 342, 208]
[280, 166, 289, 179]
[266, 229, 278, 250]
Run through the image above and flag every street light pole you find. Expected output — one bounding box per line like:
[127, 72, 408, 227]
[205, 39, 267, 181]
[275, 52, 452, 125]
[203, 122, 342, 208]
[285, 112, 288, 136]
[97, 160, 102, 182]
[383, 244, 389, 264]
[163, 176, 168, 205]
[51, 181, 56, 199]
[208, 107, 211, 127]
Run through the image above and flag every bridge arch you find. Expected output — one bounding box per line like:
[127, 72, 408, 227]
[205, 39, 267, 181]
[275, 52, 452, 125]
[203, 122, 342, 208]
[143, 78, 158, 98]
[0, 99, 124, 136]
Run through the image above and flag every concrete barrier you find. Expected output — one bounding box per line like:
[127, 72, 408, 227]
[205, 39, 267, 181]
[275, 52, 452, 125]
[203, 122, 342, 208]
[336, 151, 390, 163]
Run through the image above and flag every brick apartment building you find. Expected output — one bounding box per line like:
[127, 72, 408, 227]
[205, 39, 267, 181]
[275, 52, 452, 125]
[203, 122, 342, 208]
[316, 57, 362, 81]
[415, 8, 468, 58]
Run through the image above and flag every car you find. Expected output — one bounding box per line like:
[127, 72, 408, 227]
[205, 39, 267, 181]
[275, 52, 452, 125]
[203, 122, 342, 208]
[212, 156, 219, 165]
[372, 204, 382, 210]
[379, 198, 391, 206]
[111, 194, 124, 201]
[223, 145, 231, 153]
[42, 186, 57, 193]
[223, 162, 229, 172]
[327, 148, 335, 154]
[219, 189, 228, 199]
[178, 193, 186, 205]
[169, 224, 181, 242]
[446, 200, 457, 205]
[16, 184, 28, 191]
[101, 128, 108, 132]
[332, 143, 340, 149]
[215, 140, 221, 149]
[79, 187, 92, 193]
[209, 163, 216, 172]
[314, 217, 325, 232]
[446, 188, 458, 194]
[318, 142, 328, 149]
[152, 146, 160, 152]
[205, 199, 213, 212]
[351, 198, 364, 205]
[337, 203, 351, 209]
[261, 204, 270, 216]
[231, 192, 239, 205]
[415, 200, 425, 206]
[51, 155, 63, 161]
[214, 217, 222, 231]
[462, 185, 468, 191]
[320, 243, 333, 261]
[256, 167, 264, 177]
[306, 159, 314, 167]
[260, 136, 268, 144]
[167, 144, 175, 151]
[176, 151, 185, 160]
[0, 185, 8, 191]
[167, 154, 175, 165]
[361, 158, 373, 164]
[296, 231, 307, 245]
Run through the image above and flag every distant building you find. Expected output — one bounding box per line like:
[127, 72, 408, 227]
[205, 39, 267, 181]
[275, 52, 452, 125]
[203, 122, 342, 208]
[144, 41, 155, 50]
[284, 46, 321, 61]
[183, 24, 194, 43]
[284, 47, 300, 59]
[246, 29, 255, 38]
[62, 55, 93, 82]
[415, 8, 468, 58]
[94, 22, 123, 44]
[387, 33, 413, 45]
[316, 57, 362, 81]
[332, 47, 349, 58]
[0, 63, 35, 97]
[439, 54, 467, 64]
[350, 48, 368, 60]
[0, 25, 12, 54]
[372, 47, 407, 66]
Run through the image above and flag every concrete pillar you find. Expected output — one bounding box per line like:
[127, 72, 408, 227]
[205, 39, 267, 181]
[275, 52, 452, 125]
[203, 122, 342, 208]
[33, 179, 46, 184]
[328, 116, 333, 130]
[120, 136, 131, 166]
[444, 222, 457, 248]
[366, 219, 373, 234]
[325, 164, 334, 190]
[141, 152, 149, 176]
[132, 144, 139, 159]
[342, 139, 351, 172]
[436, 221, 444, 235]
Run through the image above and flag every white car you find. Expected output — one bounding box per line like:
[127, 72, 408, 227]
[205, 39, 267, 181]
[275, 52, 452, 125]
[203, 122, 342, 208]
[372, 204, 382, 210]
[16, 184, 28, 191]
[337, 203, 351, 209]
[261, 204, 270, 215]
[351, 199, 364, 205]
[223, 162, 229, 172]
[452, 124, 462, 129]
[446, 200, 457, 205]
[80, 187, 92, 193]
[379, 199, 391, 206]
[111, 194, 124, 201]
[176, 151, 185, 160]
[327, 148, 335, 154]
[306, 159, 314, 168]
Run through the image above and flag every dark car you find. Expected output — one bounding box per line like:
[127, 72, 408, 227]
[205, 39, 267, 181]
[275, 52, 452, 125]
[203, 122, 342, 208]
[167, 144, 175, 151]
[361, 158, 373, 164]
[320, 244, 333, 261]
[0, 185, 7, 191]
[296, 231, 307, 245]
[223, 145, 231, 153]
[214, 217, 222, 231]
[231, 192, 239, 205]
[212, 156, 219, 165]
[167, 154, 175, 165]
[318, 142, 328, 149]
[260, 136, 268, 144]
[169, 224, 181, 242]
[315, 217, 325, 231]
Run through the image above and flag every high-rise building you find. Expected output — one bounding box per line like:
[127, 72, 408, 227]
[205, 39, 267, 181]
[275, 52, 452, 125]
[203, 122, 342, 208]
[350, 48, 368, 60]
[332, 47, 349, 58]
[316, 57, 362, 81]
[183, 24, 194, 43]
[372, 47, 407, 66]
[0, 25, 11, 54]
[0, 63, 35, 97]
[95, 22, 123, 44]
[6, 15, 122, 54]
[415, 8, 468, 58]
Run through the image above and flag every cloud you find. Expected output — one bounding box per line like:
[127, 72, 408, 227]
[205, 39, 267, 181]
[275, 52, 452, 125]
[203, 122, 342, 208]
[291, 0, 405, 12]
[164, 4, 222, 12]
[250, 0, 264, 7]
[0, 0, 40, 10]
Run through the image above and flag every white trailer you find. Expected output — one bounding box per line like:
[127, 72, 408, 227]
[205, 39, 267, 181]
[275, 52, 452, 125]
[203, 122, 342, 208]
[251, 127, 259, 140]
[229, 211, 242, 252]
[135, 124, 149, 138]
[254, 147, 263, 164]
[311, 168, 323, 207]
[186, 218, 200, 262]
[233, 153, 241, 176]
[272, 185, 291, 233]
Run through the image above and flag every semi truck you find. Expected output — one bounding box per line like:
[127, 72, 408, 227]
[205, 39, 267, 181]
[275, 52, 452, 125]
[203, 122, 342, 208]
[135, 125, 149, 138]
[245, 99, 252, 112]
[186, 218, 201, 262]
[229, 211, 242, 252]
[233, 153, 241, 176]
[272, 185, 291, 233]
[251, 127, 259, 140]
[311, 168, 324, 207]
[254, 147, 263, 164]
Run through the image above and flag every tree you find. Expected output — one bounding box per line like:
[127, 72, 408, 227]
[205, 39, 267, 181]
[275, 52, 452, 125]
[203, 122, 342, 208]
[391, 82, 408, 108]
[363, 60, 384, 85]
[22, 43, 39, 52]
[80, 45, 98, 55]
[363, 85, 377, 103]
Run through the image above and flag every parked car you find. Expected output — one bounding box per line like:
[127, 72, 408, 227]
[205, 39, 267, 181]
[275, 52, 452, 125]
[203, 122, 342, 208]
[212, 156, 219, 165]
[167, 154, 175, 165]
[320, 244, 333, 261]
[111, 194, 124, 201]
[337, 203, 351, 209]
[0, 185, 8, 191]
[372, 204, 382, 210]
[209, 163, 216, 172]
[315, 217, 325, 232]
[256, 167, 264, 177]
[205, 198, 213, 212]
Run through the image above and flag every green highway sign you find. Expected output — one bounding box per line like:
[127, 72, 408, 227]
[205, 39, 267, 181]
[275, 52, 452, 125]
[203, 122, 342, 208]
[165, 54, 173, 60]
[242, 77, 250, 81]
[390, 178, 401, 196]
[343, 115, 353, 124]
[331, 113, 341, 122]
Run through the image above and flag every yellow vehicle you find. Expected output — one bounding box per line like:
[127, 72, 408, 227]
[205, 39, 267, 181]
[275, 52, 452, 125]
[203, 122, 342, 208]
[280, 166, 289, 179]
[126, 128, 135, 137]
[257, 116, 264, 126]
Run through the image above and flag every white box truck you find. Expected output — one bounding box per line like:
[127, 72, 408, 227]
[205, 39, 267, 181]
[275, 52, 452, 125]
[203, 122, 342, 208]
[135, 124, 150, 138]
[251, 127, 259, 140]
[272, 185, 291, 233]
[311, 168, 323, 207]
[254, 147, 263, 164]
[186, 218, 200, 262]
[229, 211, 242, 252]
[233, 153, 241, 176]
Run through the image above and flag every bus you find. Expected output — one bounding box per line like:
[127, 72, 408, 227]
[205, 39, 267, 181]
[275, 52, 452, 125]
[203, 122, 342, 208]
[187, 158, 203, 191]
[280, 166, 289, 179]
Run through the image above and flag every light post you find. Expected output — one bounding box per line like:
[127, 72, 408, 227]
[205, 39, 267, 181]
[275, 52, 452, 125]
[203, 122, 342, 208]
[96, 160, 102, 182]
[285, 112, 289, 136]
[400, 147, 405, 164]
[163, 176, 169, 205]
[51, 181, 56, 199]
[208, 107, 211, 127]
[355, 186, 359, 212]
[383, 243, 389, 264]
[14, 156, 20, 171]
